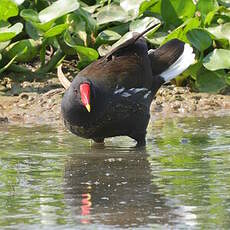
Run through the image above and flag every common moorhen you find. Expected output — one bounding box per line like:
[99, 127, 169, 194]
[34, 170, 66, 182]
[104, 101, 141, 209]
[58, 27, 195, 146]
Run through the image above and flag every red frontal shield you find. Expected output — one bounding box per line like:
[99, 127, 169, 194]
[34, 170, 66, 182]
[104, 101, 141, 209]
[80, 83, 91, 112]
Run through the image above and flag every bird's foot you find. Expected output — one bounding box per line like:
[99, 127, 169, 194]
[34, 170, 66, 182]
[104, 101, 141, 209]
[92, 138, 105, 145]
[130, 133, 146, 148]
[135, 139, 146, 148]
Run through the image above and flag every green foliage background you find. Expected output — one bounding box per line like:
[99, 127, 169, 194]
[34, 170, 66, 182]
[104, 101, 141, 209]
[0, 0, 230, 93]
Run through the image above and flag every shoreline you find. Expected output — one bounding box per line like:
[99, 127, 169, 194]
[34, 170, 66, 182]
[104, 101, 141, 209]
[1, 78, 230, 126]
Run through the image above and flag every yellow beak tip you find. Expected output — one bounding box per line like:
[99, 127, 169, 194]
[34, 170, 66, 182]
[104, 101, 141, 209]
[86, 104, 91, 112]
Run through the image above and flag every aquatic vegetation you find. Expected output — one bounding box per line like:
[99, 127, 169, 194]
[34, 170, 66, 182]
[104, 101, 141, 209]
[0, 0, 230, 92]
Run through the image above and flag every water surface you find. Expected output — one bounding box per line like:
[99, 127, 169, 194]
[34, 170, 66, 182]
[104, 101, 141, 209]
[0, 116, 230, 229]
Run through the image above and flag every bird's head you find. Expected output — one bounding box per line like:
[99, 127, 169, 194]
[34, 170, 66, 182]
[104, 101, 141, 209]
[58, 65, 107, 119]
[71, 77, 92, 113]
[60, 77, 95, 125]
[58, 65, 96, 124]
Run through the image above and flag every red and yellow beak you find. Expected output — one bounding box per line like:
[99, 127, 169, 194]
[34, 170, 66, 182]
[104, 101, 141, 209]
[80, 83, 91, 112]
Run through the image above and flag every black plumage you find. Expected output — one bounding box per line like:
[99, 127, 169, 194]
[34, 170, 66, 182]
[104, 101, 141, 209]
[60, 28, 195, 146]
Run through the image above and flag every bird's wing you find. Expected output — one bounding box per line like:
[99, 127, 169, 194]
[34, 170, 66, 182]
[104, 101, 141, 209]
[104, 24, 159, 60]
[77, 24, 161, 90]
[78, 38, 153, 90]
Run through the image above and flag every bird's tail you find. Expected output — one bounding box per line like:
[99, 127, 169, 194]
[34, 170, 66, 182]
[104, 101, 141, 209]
[148, 39, 195, 82]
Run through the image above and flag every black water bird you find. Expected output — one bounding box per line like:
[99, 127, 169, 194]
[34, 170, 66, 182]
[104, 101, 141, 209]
[58, 27, 195, 146]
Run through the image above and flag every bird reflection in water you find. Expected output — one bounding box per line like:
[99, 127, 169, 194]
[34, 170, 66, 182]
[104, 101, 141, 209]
[81, 193, 92, 224]
[64, 146, 176, 228]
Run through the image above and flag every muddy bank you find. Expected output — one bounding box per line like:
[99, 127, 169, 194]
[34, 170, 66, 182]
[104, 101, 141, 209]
[0, 78, 230, 125]
[151, 86, 230, 119]
[0, 77, 63, 125]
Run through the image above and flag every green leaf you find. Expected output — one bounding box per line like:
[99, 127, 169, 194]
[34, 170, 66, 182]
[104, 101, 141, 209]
[0, 0, 18, 21]
[120, 0, 145, 12]
[75, 45, 98, 62]
[161, 0, 196, 27]
[83, 4, 101, 14]
[129, 16, 160, 33]
[64, 30, 84, 47]
[139, 0, 160, 16]
[64, 30, 98, 68]
[96, 4, 128, 25]
[96, 30, 121, 46]
[36, 49, 65, 74]
[25, 22, 40, 40]
[109, 23, 130, 36]
[120, 0, 146, 18]
[185, 61, 203, 80]
[226, 73, 230, 86]
[146, 31, 167, 45]
[0, 46, 27, 73]
[196, 68, 226, 93]
[0, 32, 15, 42]
[38, 0, 79, 23]
[74, 45, 98, 69]
[111, 31, 135, 50]
[71, 8, 97, 35]
[58, 36, 76, 55]
[39, 38, 49, 66]
[0, 40, 10, 51]
[98, 44, 112, 56]
[12, 0, 25, 5]
[186, 28, 212, 52]
[196, 0, 219, 22]
[0, 22, 23, 42]
[163, 18, 201, 44]
[109, 26, 162, 53]
[206, 22, 230, 42]
[44, 24, 68, 38]
[67, 9, 97, 47]
[32, 20, 55, 32]
[219, 0, 230, 7]
[68, 18, 87, 43]
[20, 9, 40, 22]
[204, 6, 224, 26]
[4, 39, 40, 62]
[203, 49, 230, 71]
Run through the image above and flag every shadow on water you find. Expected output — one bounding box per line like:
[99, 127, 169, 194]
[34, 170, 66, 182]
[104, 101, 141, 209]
[0, 116, 230, 229]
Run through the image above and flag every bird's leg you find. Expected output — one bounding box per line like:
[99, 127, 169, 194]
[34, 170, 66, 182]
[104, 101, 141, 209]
[130, 133, 146, 147]
[136, 138, 146, 147]
[93, 137, 105, 144]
